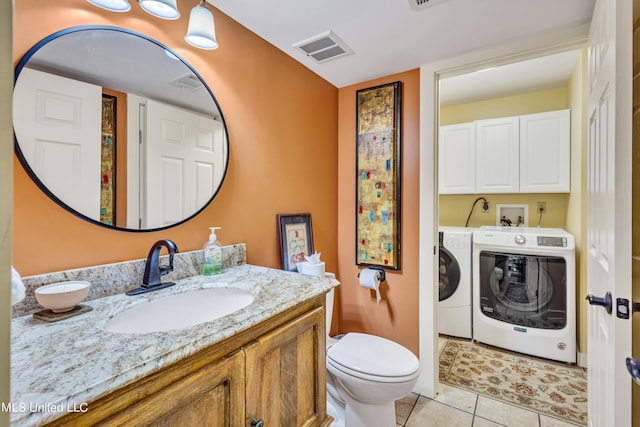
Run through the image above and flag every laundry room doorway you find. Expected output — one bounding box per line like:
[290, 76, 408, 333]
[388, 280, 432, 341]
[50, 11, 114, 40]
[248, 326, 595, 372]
[418, 2, 636, 423]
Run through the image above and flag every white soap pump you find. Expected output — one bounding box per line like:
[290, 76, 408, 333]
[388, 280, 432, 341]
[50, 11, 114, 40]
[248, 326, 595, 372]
[202, 227, 222, 275]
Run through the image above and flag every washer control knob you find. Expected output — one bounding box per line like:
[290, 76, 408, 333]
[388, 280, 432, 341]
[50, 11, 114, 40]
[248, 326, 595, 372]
[514, 235, 526, 244]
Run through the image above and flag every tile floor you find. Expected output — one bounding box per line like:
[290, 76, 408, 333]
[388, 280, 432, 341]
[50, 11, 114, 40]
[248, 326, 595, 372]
[393, 337, 585, 427]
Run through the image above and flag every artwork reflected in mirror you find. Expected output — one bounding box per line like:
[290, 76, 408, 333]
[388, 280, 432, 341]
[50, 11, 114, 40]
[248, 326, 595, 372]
[101, 94, 116, 226]
[13, 26, 229, 231]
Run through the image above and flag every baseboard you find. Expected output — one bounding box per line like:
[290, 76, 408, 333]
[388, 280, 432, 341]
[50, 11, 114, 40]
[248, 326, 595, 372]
[577, 352, 587, 368]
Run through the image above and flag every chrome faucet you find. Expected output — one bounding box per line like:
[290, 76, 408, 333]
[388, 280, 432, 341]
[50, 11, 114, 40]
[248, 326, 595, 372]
[127, 239, 179, 296]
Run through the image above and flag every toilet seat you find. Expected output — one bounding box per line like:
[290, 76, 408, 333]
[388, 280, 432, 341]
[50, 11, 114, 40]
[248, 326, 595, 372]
[327, 333, 420, 383]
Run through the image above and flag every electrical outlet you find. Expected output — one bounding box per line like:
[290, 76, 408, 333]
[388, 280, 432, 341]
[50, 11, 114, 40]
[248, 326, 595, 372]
[537, 201, 547, 213]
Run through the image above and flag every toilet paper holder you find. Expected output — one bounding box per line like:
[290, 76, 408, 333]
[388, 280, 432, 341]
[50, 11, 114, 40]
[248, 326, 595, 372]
[358, 267, 386, 282]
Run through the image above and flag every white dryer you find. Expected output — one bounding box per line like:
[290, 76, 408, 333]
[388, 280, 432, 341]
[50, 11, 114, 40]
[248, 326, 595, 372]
[438, 227, 473, 339]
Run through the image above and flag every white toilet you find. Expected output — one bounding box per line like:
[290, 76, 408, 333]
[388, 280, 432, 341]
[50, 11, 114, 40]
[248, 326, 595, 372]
[324, 281, 420, 427]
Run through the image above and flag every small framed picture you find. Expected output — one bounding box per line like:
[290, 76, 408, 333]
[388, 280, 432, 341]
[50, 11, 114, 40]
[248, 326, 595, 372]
[277, 213, 314, 271]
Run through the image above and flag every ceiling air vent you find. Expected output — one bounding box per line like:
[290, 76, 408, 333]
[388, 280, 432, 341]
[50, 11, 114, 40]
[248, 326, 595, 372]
[408, 0, 450, 11]
[293, 31, 353, 63]
[169, 74, 203, 92]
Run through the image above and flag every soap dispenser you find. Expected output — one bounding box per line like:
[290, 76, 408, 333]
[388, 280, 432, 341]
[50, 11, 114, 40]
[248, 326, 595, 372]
[201, 227, 222, 275]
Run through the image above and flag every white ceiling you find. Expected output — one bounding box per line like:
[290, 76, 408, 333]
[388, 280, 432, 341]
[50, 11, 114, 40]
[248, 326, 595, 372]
[439, 49, 582, 107]
[207, 0, 595, 90]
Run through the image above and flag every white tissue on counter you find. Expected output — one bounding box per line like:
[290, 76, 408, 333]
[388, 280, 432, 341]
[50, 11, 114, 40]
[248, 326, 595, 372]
[11, 266, 26, 305]
[305, 252, 321, 264]
[297, 252, 325, 277]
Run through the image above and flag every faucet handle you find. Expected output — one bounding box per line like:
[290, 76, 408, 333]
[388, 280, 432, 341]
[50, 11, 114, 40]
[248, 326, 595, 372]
[159, 264, 173, 276]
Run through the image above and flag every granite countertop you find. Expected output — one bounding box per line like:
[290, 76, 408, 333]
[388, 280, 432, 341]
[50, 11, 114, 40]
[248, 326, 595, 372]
[10, 264, 338, 427]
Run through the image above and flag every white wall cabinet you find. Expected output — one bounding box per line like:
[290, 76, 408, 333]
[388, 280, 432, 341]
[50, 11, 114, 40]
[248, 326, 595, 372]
[519, 109, 571, 192]
[475, 116, 520, 193]
[438, 109, 570, 194]
[438, 123, 476, 194]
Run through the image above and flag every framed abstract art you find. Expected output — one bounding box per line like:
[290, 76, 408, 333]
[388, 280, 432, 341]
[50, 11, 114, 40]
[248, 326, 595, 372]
[355, 81, 401, 270]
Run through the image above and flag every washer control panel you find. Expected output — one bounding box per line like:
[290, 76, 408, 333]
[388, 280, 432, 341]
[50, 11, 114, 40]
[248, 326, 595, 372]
[537, 236, 568, 247]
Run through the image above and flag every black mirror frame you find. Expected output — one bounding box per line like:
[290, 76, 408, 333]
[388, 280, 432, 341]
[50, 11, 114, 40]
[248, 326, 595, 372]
[13, 25, 230, 232]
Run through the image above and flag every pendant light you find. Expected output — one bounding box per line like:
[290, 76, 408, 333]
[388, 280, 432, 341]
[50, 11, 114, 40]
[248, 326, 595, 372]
[139, 0, 180, 19]
[86, 0, 131, 12]
[87, 0, 218, 50]
[184, 1, 218, 50]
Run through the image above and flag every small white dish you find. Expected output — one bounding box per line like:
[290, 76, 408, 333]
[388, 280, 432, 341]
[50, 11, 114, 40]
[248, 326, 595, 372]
[35, 281, 91, 313]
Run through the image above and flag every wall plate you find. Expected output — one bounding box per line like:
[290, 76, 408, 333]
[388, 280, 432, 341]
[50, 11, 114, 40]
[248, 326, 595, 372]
[495, 204, 528, 227]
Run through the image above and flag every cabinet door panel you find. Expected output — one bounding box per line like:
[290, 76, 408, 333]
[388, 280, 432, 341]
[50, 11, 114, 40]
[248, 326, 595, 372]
[439, 123, 476, 194]
[519, 109, 570, 192]
[245, 307, 326, 427]
[101, 350, 245, 427]
[476, 117, 520, 193]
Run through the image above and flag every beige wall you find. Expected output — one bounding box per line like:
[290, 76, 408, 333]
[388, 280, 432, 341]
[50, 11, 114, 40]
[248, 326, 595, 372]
[337, 70, 421, 356]
[565, 50, 589, 359]
[1, 2, 12, 424]
[13, 1, 339, 281]
[440, 87, 569, 125]
[439, 193, 569, 228]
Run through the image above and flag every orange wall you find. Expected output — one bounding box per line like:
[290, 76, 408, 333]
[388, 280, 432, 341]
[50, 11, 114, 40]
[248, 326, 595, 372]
[337, 70, 420, 355]
[13, 0, 338, 276]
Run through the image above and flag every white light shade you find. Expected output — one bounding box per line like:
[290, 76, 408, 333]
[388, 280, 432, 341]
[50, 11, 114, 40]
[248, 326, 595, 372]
[86, 0, 131, 12]
[139, 0, 180, 20]
[184, 4, 218, 50]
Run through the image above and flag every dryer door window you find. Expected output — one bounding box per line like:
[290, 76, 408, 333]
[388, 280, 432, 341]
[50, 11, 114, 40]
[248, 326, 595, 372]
[439, 245, 461, 302]
[477, 251, 567, 330]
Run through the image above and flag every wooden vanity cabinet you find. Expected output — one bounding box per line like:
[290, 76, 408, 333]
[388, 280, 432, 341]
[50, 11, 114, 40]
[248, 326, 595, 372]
[245, 306, 326, 427]
[45, 297, 330, 427]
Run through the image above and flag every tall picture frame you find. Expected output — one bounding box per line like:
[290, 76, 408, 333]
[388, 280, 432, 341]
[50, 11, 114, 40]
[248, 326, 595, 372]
[355, 81, 402, 270]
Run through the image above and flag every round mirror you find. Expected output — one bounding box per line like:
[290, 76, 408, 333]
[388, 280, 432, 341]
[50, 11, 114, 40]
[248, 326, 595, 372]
[13, 26, 229, 231]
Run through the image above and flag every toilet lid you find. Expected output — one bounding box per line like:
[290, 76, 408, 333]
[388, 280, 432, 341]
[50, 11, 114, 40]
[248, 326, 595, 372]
[327, 333, 420, 378]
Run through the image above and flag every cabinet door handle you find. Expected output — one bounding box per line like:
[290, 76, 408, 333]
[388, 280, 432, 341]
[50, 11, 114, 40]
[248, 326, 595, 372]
[251, 419, 264, 427]
[586, 292, 612, 314]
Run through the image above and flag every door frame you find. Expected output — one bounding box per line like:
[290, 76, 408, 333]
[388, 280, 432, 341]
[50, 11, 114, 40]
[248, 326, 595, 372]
[416, 24, 590, 397]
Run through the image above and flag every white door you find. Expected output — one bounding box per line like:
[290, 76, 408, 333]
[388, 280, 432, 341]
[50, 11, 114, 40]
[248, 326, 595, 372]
[475, 116, 519, 193]
[144, 99, 224, 229]
[13, 68, 102, 220]
[586, 0, 633, 425]
[438, 123, 476, 194]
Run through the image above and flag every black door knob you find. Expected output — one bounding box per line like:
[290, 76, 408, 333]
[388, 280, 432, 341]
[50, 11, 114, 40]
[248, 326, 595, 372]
[626, 357, 640, 385]
[586, 291, 612, 314]
[251, 419, 264, 427]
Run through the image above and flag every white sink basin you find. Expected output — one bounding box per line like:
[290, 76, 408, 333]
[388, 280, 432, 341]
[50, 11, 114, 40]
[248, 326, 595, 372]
[105, 288, 254, 334]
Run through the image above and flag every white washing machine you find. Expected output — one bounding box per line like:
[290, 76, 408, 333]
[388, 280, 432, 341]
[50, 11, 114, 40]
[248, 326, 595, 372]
[472, 226, 576, 363]
[438, 227, 473, 339]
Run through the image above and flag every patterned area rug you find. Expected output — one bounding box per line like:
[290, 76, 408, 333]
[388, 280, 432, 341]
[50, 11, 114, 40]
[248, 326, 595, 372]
[439, 340, 587, 425]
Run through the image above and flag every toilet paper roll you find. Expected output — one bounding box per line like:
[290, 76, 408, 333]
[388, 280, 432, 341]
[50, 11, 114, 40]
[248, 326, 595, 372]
[359, 268, 382, 304]
[297, 261, 326, 277]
